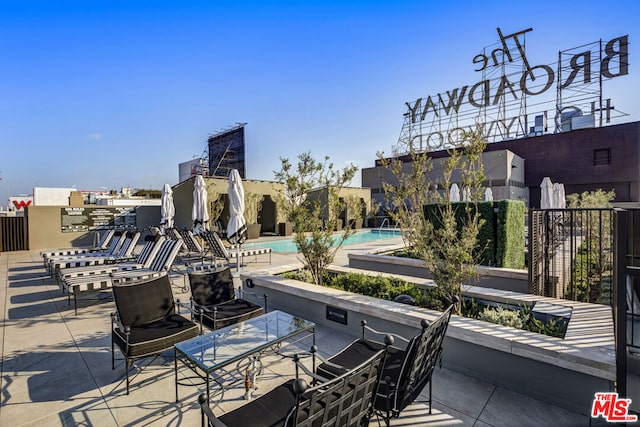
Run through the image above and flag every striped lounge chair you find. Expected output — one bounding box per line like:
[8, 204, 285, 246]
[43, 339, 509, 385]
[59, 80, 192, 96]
[199, 230, 271, 270]
[45, 230, 128, 274]
[41, 229, 116, 269]
[55, 234, 164, 288]
[63, 238, 183, 314]
[49, 231, 140, 277]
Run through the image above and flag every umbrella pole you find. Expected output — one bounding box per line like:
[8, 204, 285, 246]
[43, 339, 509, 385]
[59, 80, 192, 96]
[236, 245, 241, 272]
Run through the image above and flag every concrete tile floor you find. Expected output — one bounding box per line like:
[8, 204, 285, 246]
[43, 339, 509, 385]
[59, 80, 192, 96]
[0, 246, 614, 426]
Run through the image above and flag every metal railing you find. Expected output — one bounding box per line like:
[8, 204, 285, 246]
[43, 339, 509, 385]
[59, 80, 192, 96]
[529, 208, 614, 306]
[0, 216, 29, 252]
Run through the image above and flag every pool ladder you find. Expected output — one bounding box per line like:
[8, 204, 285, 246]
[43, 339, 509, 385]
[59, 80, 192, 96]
[376, 218, 399, 233]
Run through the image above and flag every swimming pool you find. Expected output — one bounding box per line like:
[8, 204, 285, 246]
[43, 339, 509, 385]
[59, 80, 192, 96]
[242, 229, 402, 253]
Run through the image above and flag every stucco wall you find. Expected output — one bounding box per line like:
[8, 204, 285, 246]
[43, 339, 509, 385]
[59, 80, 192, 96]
[26, 205, 160, 250]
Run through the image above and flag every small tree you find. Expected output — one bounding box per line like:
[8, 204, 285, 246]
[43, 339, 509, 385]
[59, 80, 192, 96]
[566, 189, 615, 303]
[274, 152, 359, 286]
[209, 193, 225, 226]
[244, 192, 264, 224]
[379, 128, 486, 312]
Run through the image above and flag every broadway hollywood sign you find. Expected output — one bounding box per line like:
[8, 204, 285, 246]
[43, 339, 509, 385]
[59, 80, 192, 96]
[400, 27, 629, 152]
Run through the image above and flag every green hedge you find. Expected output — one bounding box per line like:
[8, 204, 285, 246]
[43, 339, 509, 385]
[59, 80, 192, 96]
[495, 200, 525, 269]
[423, 200, 525, 268]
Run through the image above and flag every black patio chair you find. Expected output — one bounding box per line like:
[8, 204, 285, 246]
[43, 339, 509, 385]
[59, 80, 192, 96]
[198, 342, 390, 427]
[187, 265, 266, 333]
[316, 303, 455, 426]
[110, 274, 199, 394]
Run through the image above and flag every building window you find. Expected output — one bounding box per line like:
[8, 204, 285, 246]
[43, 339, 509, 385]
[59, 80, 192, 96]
[593, 148, 611, 166]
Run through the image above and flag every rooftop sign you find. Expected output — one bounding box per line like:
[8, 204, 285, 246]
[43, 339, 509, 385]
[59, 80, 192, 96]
[397, 28, 629, 153]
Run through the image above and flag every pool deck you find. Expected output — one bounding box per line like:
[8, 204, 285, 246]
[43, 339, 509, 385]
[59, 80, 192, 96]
[0, 234, 629, 426]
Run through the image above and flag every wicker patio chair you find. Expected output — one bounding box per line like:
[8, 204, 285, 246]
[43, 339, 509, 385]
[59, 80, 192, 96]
[316, 303, 455, 426]
[111, 274, 199, 394]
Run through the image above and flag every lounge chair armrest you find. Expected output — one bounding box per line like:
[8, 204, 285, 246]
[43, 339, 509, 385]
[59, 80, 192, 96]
[198, 394, 228, 427]
[360, 320, 409, 346]
[292, 352, 335, 384]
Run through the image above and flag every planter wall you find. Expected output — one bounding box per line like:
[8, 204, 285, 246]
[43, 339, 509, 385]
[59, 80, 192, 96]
[239, 272, 614, 415]
[348, 252, 529, 294]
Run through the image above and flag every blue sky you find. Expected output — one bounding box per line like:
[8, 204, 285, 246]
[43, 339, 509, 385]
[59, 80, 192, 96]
[1, 0, 638, 199]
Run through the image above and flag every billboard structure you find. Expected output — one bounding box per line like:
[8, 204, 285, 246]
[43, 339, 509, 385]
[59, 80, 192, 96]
[208, 124, 247, 179]
[396, 27, 629, 154]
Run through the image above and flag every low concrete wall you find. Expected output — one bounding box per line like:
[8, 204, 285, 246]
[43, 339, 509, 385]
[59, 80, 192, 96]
[27, 205, 160, 250]
[239, 272, 614, 416]
[348, 252, 529, 294]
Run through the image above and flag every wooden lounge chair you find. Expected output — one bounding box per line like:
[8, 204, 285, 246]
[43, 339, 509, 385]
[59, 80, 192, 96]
[198, 342, 389, 427]
[111, 275, 199, 394]
[316, 303, 455, 426]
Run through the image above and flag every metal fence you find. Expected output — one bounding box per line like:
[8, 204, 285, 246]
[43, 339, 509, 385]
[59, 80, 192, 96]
[0, 216, 29, 252]
[529, 208, 614, 306]
[529, 207, 640, 397]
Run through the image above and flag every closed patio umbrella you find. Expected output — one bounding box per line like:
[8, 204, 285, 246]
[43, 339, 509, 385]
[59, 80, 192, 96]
[227, 169, 247, 245]
[553, 183, 566, 209]
[540, 177, 553, 209]
[160, 183, 175, 234]
[227, 169, 247, 270]
[192, 175, 209, 235]
[449, 183, 460, 202]
[484, 187, 494, 201]
[462, 186, 471, 202]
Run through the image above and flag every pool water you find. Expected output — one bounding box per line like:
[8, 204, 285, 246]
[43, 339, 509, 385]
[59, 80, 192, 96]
[242, 229, 402, 253]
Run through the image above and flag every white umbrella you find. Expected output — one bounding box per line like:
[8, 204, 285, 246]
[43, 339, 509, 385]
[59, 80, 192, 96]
[449, 183, 461, 202]
[558, 184, 566, 209]
[484, 187, 494, 201]
[462, 186, 471, 202]
[540, 177, 553, 209]
[160, 183, 175, 234]
[192, 175, 209, 235]
[227, 169, 247, 245]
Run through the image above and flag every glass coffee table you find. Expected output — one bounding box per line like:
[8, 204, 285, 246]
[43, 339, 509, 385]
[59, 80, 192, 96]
[174, 310, 315, 402]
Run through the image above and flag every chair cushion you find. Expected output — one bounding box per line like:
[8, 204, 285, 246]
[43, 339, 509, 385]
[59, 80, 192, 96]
[317, 338, 407, 412]
[200, 299, 264, 330]
[113, 276, 176, 326]
[317, 339, 386, 378]
[113, 313, 199, 358]
[219, 379, 297, 427]
[189, 267, 235, 306]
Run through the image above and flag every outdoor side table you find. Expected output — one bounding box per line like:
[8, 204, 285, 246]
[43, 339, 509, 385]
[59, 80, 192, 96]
[174, 310, 315, 402]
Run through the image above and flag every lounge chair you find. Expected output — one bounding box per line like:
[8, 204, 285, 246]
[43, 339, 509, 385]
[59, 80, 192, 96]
[199, 230, 271, 269]
[44, 230, 128, 274]
[166, 227, 205, 264]
[316, 303, 455, 426]
[40, 229, 115, 268]
[48, 230, 140, 277]
[111, 275, 199, 394]
[198, 342, 389, 427]
[55, 234, 164, 288]
[187, 265, 265, 333]
[62, 238, 183, 314]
